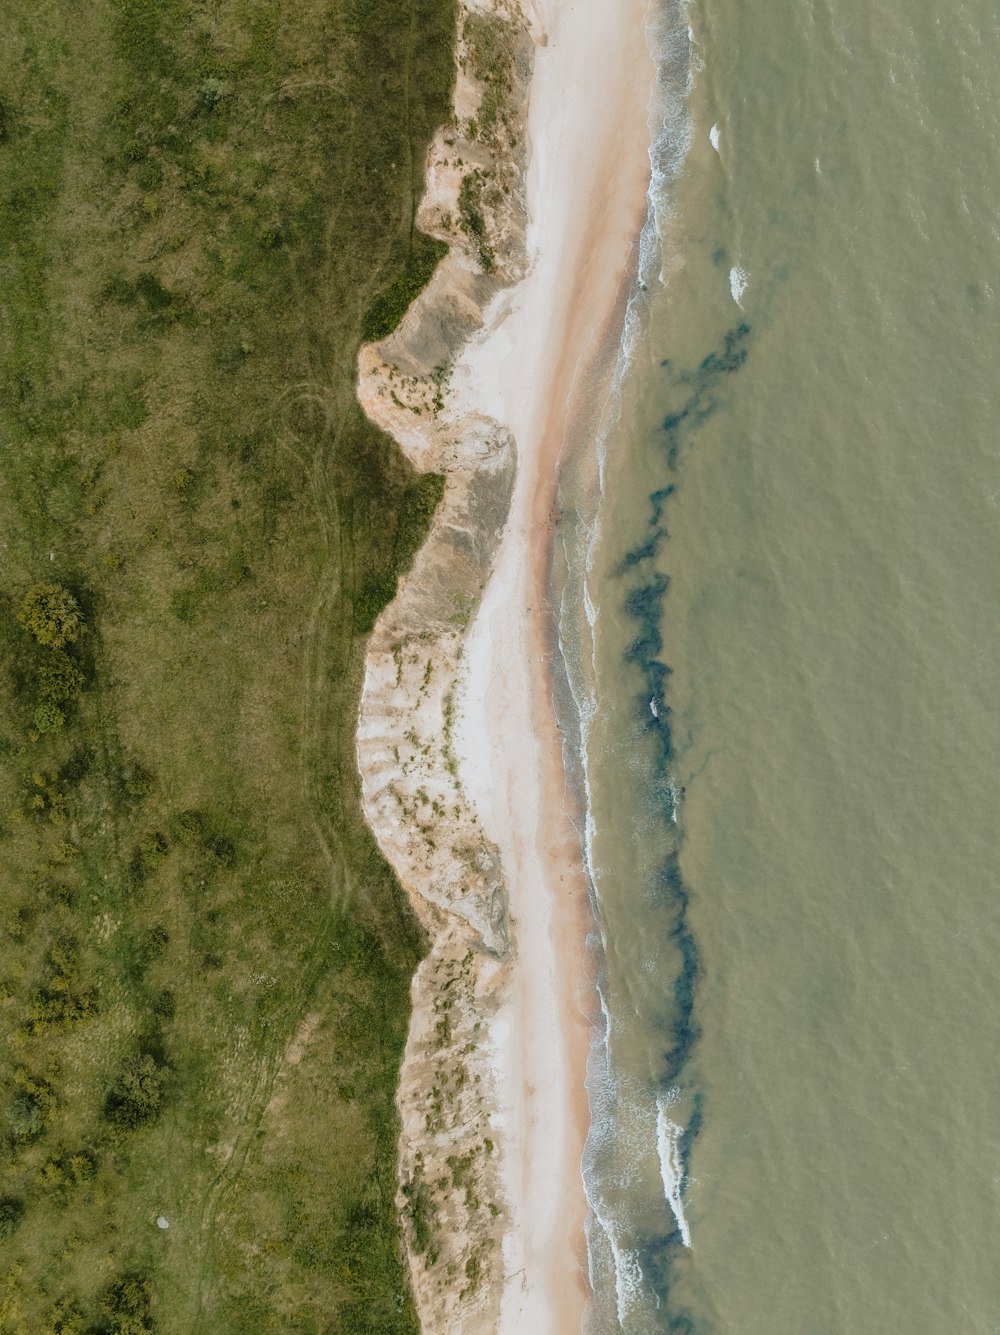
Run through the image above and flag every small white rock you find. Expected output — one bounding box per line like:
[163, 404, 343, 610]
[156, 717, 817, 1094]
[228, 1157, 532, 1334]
[156, 1216, 170, 1230]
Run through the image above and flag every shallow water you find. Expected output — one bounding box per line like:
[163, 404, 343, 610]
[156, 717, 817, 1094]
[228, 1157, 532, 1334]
[559, 0, 1000, 1328]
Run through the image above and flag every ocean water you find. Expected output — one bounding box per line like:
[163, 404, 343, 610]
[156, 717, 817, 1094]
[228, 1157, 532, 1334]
[557, 0, 1000, 1330]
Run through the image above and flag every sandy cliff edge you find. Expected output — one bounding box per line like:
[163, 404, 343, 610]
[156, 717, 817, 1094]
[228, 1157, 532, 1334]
[356, 5, 534, 1330]
[355, 1, 655, 1330]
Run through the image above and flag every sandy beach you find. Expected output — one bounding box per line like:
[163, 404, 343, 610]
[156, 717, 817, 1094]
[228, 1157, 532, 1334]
[356, 0, 656, 1327]
[452, 1, 656, 1328]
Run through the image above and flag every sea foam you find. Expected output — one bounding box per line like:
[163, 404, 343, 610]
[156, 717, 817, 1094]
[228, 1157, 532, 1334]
[656, 1092, 693, 1248]
[554, 3, 700, 1327]
[729, 265, 749, 306]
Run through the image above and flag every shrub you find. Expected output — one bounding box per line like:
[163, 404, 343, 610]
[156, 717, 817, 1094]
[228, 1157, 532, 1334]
[353, 572, 397, 635]
[104, 1052, 169, 1129]
[199, 77, 231, 109]
[0, 1195, 25, 1240]
[26, 986, 97, 1033]
[143, 924, 169, 957]
[395, 474, 445, 572]
[37, 650, 85, 704]
[401, 1177, 434, 1255]
[25, 938, 97, 1034]
[7, 1092, 46, 1140]
[100, 1272, 153, 1334]
[17, 583, 86, 649]
[42, 1299, 86, 1335]
[139, 830, 169, 860]
[38, 1149, 97, 1195]
[458, 174, 494, 273]
[121, 757, 155, 801]
[11, 1069, 57, 1129]
[32, 701, 66, 735]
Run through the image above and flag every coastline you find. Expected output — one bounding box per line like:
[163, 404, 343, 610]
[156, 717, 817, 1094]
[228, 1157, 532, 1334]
[455, 2, 654, 1326]
[356, 0, 655, 1328]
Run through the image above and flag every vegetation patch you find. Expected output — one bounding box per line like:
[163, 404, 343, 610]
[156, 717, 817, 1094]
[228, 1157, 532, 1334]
[363, 234, 449, 343]
[0, 0, 458, 1329]
[459, 172, 495, 273]
[463, 11, 517, 138]
[401, 1158, 438, 1263]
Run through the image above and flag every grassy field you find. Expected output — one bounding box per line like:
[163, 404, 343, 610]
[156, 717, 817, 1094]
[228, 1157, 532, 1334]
[0, 0, 455, 1330]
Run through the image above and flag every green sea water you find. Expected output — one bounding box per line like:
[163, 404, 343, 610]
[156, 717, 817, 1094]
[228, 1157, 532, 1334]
[562, 0, 1000, 1329]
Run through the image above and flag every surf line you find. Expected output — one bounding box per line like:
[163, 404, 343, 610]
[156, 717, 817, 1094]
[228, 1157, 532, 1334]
[657, 1091, 692, 1248]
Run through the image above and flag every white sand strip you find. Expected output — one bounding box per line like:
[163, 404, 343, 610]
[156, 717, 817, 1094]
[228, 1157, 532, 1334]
[452, 1, 656, 1329]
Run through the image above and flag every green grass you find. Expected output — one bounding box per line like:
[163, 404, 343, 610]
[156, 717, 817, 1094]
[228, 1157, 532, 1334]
[362, 234, 449, 344]
[463, 10, 516, 137]
[458, 173, 495, 273]
[0, 0, 455, 1330]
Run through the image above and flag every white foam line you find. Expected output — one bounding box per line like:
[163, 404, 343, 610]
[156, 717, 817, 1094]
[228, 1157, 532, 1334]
[612, 1236, 645, 1328]
[588, 1197, 645, 1331]
[563, 4, 699, 1321]
[729, 264, 748, 307]
[656, 1093, 692, 1248]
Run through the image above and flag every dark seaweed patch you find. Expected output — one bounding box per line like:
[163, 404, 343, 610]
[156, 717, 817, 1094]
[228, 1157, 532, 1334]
[678, 1089, 703, 1179]
[652, 323, 749, 468]
[636, 1225, 701, 1328]
[609, 320, 751, 1324]
[659, 854, 699, 1086]
[698, 343, 748, 378]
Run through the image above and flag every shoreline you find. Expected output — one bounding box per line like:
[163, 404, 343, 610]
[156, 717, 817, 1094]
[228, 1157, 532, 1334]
[452, 0, 655, 1326]
[355, 0, 656, 1328]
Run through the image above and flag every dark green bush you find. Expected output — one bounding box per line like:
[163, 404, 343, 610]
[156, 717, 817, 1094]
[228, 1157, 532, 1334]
[42, 1298, 86, 1334]
[37, 649, 85, 704]
[100, 1271, 154, 1333]
[0, 1195, 25, 1240]
[458, 174, 494, 272]
[7, 1093, 46, 1141]
[26, 987, 97, 1033]
[17, 583, 86, 649]
[32, 701, 66, 735]
[104, 1052, 169, 1129]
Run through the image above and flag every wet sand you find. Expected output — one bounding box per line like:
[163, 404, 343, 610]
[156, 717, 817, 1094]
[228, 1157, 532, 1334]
[452, 1, 655, 1326]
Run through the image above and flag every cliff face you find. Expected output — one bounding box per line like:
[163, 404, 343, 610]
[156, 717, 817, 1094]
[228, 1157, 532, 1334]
[354, 5, 535, 1328]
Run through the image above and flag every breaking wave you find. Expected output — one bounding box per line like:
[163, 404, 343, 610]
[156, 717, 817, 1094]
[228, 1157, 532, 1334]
[550, 3, 709, 1329]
